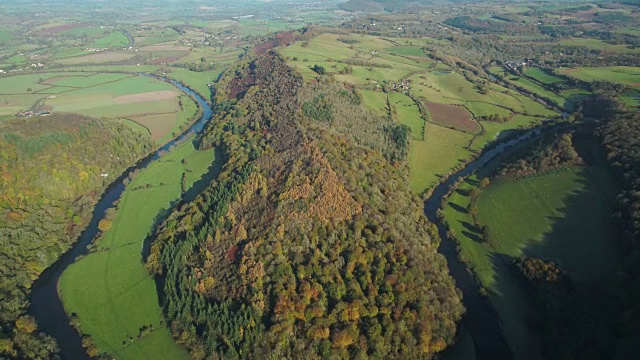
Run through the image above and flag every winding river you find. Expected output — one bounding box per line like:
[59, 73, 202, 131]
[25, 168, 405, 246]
[29, 78, 214, 360]
[30, 72, 548, 360]
[425, 128, 542, 360]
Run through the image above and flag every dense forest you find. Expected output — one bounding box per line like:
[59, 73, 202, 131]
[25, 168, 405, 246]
[147, 52, 463, 359]
[493, 132, 583, 180]
[0, 114, 153, 359]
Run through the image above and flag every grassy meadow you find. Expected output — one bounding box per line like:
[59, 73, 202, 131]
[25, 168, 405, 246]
[409, 122, 474, 194]
[388, 91, 424, 139]
[59, 140, 221, 360]
[489, 66, 567, 108]
[555, 66, 640, 87]
[444, 165, 618, 359]
[0, 72, 197, 143]
[559, 38, 640, 54]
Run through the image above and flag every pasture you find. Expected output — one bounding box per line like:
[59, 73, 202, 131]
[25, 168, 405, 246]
[0, 72, 198, 144]
[409, 121, 473, 194]
[280, 31, 561, 196]
[359, 89, 388, 116]
[57, 52, 135, 65]
[389, 91, 424, 139]
[444, 165, 618, 359]
[282, 33, 429, 84]
[555, 66, 640, 87]
[385, 46, 425, 57]
[60, 140, 220, 360]
[409, 70, 549, 118]
[489, 67, 566, 108]
[91, 32, 129, 48]
[559, 38, 640, 54]
[523, 67, 565, 85]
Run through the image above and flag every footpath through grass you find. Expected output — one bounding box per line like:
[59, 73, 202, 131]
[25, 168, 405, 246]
[444, 165, 618, 359]
[59, 140, 220, 359]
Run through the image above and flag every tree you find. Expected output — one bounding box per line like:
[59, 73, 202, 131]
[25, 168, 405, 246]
[481, 225, 491, 243]
[311, 64, 325, 75]
[98, 219, 112, 232]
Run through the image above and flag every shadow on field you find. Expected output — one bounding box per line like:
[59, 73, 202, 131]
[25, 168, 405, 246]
[141, 146, 225, 263]
[486, 250, 543, 360]
[449, 202, 468, 213]
[524, 168, 617, 285]
[482, 163, 617, 360]
[463, 231, 484, 243]
[183, 147, 224, 203]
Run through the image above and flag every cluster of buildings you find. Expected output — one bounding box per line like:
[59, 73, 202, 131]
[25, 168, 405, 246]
[391, 79, 411, 91]
[18, 110, 51, 117]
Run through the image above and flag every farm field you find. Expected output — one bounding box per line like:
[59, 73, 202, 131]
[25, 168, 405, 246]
[559, 38, 640, 54]
[489, 66, 567, 108]
[359, 89, 388, 116]
[444, 165, 618, 359]
[388, 91, 424, 139]
[59, 140, 221, 360]
[56, 52, 135, 65]
[282, 33, 427, 84]
[0, 72, 198, 144]
[92, 32, 129, 48]
[470, 115, 545, 152]
[409, 70, 553, 118]
[523, 67, 565, 84]
[280, 32, 561, 197]
[409, 121, 473, 194]
[425, 101, 480, 133]
[385, 46, 425, 57]
[555, 66, 640, 87]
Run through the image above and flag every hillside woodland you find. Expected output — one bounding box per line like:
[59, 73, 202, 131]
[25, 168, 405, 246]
[147, 52, 463, 359]
[0, 114, 154, 359]
[493, 131, 583, 180]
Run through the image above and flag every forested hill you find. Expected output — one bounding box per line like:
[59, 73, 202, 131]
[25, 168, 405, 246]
[0, 114, 154, 358]
[147, 52, 463, 359]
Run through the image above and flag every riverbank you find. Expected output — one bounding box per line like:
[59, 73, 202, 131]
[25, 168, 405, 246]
[60, 139, 220, 359]
[441, 130, 618, 359]
[30, 79, 216, 359]
[423, 123, 562, 359]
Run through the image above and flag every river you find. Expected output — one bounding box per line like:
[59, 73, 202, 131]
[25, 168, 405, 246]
[29, 78, 214, 360]
[31, 72, 549, 360]
[425, 128, 542, 360]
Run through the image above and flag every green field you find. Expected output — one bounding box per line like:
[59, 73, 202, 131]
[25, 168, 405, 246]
[556, 66, 640, 87]
[489, 67, 566, 108]
[59, 140, 221, 360]
[282, 33, 426, 84]
[410, 70, 553, 118]
[283, 33, 561, 196]
[559, 38, 640, 54]
[470, 115, 545, 152]
[409, 122, 473, 194]
[0, 72, 197, 143]
[166, 68, 220, 100]
[92, 32, 129, 48]
[359, 89, 388, 115]
[444, 165, 618, 358]
[524, 67, 565, 84]
[389, 91, 424, 139]
[385, 46, 425, 57]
